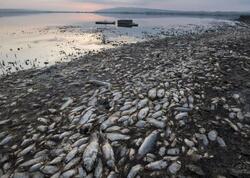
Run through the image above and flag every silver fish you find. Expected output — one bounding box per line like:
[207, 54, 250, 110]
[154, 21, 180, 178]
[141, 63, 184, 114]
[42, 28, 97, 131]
[40, 165, 59, 175]
[64, 157, 81, 171]
[137, 130, 159, 159]
[107, 171, 117, 178]
[127, 164, 143, 178]
[94, 159, 103, 178]
[137, 107, 149, 120]
[102, 140, 116, 170]
[49, 154, 65, 165]
[72, 137, 88, 147]
[145, 160, 168, 170]
[80, 108, 94, 125]
[60, 97, 73, 110]
[147, 118, 166, 129]
[106, 133, 130, 141]
[65, 147, 78, 163]
[18, 144, 35, 157]
[100, 116, 119, 130]
[19, 156, 45, 168]
[61, 169, 76, 178]
[0, 135, 13, 146]
[82, 133, 99, 171]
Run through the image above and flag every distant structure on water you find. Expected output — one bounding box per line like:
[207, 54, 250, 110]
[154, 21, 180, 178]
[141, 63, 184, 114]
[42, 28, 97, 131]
[117, 20, 138, 27]
[95, 19, 138, 28]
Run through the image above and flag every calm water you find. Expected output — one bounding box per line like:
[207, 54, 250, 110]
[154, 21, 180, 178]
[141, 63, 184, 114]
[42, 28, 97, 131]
[0, 13, 236, 75]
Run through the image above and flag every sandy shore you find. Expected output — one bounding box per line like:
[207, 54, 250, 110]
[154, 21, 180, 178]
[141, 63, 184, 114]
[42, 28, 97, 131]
[0, 23, 250, 177]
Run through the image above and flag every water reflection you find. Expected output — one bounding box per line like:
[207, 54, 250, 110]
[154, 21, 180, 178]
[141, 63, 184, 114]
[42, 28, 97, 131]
[0, 13, 236, 75]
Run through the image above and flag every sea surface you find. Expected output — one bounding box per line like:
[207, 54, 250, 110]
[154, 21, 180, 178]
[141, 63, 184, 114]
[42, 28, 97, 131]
[0, 12, 236, 75]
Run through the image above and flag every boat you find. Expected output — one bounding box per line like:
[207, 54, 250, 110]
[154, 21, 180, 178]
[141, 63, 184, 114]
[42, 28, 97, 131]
[95, 21, 116, 25]
[117, 20, 138, 27]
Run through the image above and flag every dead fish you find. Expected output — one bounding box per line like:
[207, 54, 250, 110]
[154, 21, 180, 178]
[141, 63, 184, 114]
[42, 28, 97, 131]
[61, 169, 76, 178]
[174, 107, 192, 112]
[127, 164, 143, 178]
[21, 138, 33, 147]
[71, 105, 86, 113]
[100, 116, 119, 130]
[138, 107, 149, 120]
[37, 117, 49, 124]
[29, 163, 43, 172]
[145, 160, 168, 170]
[59, 131, 72, 140]
[40, 165, 59, 175]
[80, 108, 94, 125]
[0, 135, 13, 146]
[175, 112, 188, 120]
[65, 147, 78, 163]
[78, 166, 87, 177]
[49, 154, 65, 165]
[107, 171, 117, 178]
[88, 79, 112, 89]
[60, 97, 73, 110]
[147, 118, 166, 129]
[137, 99, 148, 109]
[64, 157, 81, 171]
[19, 156, 46, 168]
[94, 159, 103, 178]
[72, 137, 88, 147]
[51, 172, 61, 178]
[106, 133, 130, 141]
[18, 144, 35, 157]
[157, 89, 165, 98]
[137, 130, 159, 159]
[148, 88, 157, 100]
[82, 133, 99, 171]
[102, 139, 116, 170]
[106, 126, 122, 132]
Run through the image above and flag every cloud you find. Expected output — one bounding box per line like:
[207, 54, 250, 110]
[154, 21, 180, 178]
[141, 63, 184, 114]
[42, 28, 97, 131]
[1, 0, 250, 11]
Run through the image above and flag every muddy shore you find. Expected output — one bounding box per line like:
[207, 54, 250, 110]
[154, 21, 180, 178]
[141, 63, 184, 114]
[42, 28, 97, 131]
[0, 23, 250, 178]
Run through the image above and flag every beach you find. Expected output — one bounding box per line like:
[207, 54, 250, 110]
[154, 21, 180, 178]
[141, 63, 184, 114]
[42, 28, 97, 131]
[0, 21, 250, 177]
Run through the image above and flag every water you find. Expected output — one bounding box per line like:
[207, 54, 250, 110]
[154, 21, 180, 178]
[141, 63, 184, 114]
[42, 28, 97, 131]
[0, 13, 236, 75]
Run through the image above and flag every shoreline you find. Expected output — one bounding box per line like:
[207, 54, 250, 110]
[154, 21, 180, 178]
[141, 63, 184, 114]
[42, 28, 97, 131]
[0, 23, 250, 177]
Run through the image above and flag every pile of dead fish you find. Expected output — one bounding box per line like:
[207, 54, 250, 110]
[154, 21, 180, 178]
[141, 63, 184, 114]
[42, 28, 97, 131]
[0, 24, 250, 178]
[1, 79, 246, 178]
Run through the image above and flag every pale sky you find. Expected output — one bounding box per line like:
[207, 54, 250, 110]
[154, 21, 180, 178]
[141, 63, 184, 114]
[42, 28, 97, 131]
[0, 0, 250, 12]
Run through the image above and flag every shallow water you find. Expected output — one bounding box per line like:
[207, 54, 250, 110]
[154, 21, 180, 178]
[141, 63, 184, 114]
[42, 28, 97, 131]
[0, 13, 236, 75]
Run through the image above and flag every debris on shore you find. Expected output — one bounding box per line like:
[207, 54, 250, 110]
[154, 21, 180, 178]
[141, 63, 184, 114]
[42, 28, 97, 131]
[0, 23, 250, 178]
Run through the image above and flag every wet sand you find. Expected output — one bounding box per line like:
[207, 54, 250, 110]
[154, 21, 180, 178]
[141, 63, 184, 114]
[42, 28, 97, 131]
[0, 23, 250, 177]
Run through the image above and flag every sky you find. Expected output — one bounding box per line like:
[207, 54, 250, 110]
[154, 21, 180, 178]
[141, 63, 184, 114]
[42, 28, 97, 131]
[0, 0, 250, 12]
